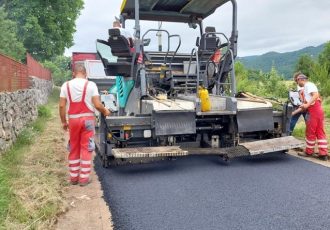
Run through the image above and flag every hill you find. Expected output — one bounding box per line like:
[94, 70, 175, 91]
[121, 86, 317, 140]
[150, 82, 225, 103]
[237, 43, 325, 79]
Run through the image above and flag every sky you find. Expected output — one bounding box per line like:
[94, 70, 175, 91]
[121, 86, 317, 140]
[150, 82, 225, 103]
[65, 0, 330, 57]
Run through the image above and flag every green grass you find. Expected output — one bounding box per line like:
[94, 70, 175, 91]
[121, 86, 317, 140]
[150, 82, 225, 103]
[0, 89, 60, 228]
[292, 122, 305, 139]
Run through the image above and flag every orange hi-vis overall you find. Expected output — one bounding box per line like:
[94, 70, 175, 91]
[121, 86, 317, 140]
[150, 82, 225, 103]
[67, 81, 95, 184]
[305, 100, 328, 156]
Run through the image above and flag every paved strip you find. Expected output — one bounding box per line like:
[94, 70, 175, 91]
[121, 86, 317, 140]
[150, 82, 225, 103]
[95, 153, 330, 230]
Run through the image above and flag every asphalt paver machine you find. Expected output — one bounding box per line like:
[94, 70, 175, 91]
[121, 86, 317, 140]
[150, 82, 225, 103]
[95, 0, 303, 167]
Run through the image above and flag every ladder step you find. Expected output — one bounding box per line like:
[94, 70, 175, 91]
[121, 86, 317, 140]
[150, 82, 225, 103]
[112, 146, 188, 158]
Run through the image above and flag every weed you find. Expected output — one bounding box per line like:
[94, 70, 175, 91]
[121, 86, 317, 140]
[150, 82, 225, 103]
[38, 105, 51, 118]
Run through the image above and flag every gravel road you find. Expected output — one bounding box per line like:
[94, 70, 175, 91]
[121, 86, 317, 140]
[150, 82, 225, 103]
[95, 153, 330, 230]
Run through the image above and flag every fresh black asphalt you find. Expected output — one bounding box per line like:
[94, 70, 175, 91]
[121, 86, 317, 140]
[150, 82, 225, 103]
[95, 153, 330, 230]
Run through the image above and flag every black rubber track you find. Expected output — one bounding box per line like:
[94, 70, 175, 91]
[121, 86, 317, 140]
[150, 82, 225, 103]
[95, 153, 330, 230]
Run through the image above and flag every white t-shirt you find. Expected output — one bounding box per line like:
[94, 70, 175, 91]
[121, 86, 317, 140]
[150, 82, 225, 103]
[113, 26, 132, 40]
[60, 78, 99, 112]
[303, 81, 318, 103]
[297, 85, 303, 92]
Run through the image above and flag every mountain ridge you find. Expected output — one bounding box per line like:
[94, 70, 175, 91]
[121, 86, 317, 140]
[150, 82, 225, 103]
[237, 43, 325, 79]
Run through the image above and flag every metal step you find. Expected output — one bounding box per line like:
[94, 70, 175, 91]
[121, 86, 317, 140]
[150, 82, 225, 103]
[240, 136, 304, 155]
[173, 87, 195, 90]
[112, 146, 188, 158]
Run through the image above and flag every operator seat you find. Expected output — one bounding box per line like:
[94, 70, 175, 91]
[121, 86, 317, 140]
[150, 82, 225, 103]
[104, 29, 136, 77]
[198, 27, 219, 52]
[108, 28, 133, 57]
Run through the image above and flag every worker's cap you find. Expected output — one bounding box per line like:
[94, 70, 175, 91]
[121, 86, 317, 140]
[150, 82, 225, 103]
[296, 74, 308, 80]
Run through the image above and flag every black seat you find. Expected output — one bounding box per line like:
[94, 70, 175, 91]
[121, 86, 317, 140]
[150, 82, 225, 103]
[108, 28, 133, 57]
[199, 27, 218, 52]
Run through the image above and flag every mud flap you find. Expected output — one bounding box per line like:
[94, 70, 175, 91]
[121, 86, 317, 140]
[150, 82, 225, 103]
[239, 136, 304, 156]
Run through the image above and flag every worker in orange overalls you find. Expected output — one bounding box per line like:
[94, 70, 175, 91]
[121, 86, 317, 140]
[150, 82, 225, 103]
[296, 73, 328, 161]
[59, 64, 110, 186]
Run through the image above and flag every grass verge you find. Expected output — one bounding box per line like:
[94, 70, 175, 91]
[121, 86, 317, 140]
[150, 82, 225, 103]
[0, 88, 68, 229]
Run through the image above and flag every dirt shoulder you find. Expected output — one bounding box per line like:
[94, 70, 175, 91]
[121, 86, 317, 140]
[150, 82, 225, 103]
[54, 122, 113, 227]
[56, 153, 113, 230]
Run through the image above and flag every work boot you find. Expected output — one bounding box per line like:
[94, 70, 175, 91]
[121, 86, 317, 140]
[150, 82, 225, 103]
[318, 155, 328, 161]
[297, 152, 315, 157]
[79, 178, 92, 187]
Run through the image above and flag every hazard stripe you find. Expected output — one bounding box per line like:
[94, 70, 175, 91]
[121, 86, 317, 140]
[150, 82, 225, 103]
[306, 144, 315, 149]
[70, 173, 79, 177]
[305, 139, 315, 145]
[69, 166, 80, 171]
[69, 159, 80, 164]
[317, 140, 328, 144]
[318, 145, 328, 148]
[81, 168, 91, 172]
[80, 174, 90, 178]
[68, 113, 94, 118]
[81, 160, 91, 164]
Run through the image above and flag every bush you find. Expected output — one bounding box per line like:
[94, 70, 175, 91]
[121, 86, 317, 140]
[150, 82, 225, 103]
[38, 105, 51, 118]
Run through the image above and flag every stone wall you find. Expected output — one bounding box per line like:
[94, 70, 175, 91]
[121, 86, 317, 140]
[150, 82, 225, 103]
[0, 77, 53, 152]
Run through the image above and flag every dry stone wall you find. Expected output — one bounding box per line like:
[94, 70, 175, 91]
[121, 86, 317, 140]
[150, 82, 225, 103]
[0, 77, 53, 152]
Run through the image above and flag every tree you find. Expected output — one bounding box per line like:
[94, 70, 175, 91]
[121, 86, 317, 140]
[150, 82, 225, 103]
[3, 0, 84, 60]
[43, 55, 71, 86]
[318, 41, 330, 68]
[310, 63, 330, 97]
[294, 54, 315, 77]
[0, 7, 25, 60]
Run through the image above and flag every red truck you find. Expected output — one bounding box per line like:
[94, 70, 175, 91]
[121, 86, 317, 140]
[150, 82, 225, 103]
[71, 51, 116, 92]
[71, 52, 98, 75]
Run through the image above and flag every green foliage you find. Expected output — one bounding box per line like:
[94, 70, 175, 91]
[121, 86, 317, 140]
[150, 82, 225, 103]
[4, 0, 84, 60]
[292, 124, 305, 138]
[43, 55, 71, 86]
[0, 7, 25, 60]
[235, 62, 289, 99]
[295, 54, 315, 77]
[309, 62, 330, 97]
[38, 105, 51, 119]
[318, 41, 330, 68]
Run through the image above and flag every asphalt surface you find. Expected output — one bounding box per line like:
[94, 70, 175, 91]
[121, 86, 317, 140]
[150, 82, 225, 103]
[95, 153, 330, 230]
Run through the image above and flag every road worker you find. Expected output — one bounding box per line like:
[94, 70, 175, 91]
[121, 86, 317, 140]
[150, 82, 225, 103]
[59, 64, 110, 186]
[113, 20, 133, 45]
[289, 71, 307, 134]
[296, 73, 328, 161]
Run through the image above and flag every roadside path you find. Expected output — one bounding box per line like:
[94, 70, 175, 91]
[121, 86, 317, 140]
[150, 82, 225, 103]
[53, 114, 113, 228]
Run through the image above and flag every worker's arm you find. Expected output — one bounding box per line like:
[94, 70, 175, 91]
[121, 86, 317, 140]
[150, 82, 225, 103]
[92, 96, 111, 116]
[300, 92, 319, 110]
[292, 107, 304, 116]
[59, 97, 68, 131]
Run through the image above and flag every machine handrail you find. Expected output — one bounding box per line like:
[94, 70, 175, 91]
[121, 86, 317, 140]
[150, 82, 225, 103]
[142, 29, 170, 64]
[168, 34, 182, 69]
